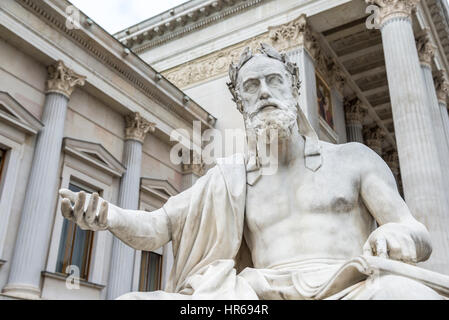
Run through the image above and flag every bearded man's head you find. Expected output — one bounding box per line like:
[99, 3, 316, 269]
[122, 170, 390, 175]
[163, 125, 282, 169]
[227, 43, 301, 142]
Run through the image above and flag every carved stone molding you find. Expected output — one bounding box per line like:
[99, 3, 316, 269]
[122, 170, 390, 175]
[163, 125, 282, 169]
[434, 70, 449, 105]
[363, 126, 385, 155]
[117, 0, 265, 53]
[268, 14, 320, 60]
[344, 97, 366, 126]
[416, 31, 436, 67]
[366, 0, 420, 27]
[163, 32, 270, 88]
[45, 61, 86, 98]
[124, 112, 156, 143]
[164, 14, 332, 89]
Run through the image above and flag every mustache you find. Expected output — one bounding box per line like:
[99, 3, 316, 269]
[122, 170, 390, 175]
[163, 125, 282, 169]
[249, 99, 290, 119]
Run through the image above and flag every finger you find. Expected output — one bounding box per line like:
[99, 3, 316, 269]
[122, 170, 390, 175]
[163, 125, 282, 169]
[363, 240, 373, 256]
[375, 237, 388, 259]
[397, 235, 416, 263]
[73, 191, 86, 223]
[85, 193, 99, 225]
[61, 198, 74, 219]
[97, 201, 108, 227]
[59, 188, 77, 203]
[386, 236, 401, 260]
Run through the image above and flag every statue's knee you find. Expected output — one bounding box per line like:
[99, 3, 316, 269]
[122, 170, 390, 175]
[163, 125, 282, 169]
[368, 274, 442, 300]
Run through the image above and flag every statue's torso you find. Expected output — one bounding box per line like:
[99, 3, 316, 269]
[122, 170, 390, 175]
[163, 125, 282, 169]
[244, 143, 376, 269]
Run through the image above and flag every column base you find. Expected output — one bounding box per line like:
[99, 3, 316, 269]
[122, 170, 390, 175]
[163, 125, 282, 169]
[2, 283, 41, 300]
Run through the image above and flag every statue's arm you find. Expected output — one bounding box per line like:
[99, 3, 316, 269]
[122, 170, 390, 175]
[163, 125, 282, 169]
[357, 144, 432, 263]
[58, 189, 171, 252]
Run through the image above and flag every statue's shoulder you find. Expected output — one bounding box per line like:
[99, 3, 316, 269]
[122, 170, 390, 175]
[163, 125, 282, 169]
[320, 141, 380, 165]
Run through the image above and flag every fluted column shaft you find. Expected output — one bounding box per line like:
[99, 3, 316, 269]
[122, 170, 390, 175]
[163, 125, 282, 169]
[344, 97, 365, 143]
[421, 64, 449, 195]
[3, 61, 85, 299]
[380, 14, 449, 273]
[107, 113, 154, 299]
[434, 71, 449, 148]
[4, 94, 68, 299]
[439, 102, 449, 147]
[107, 140, 142, 299]
[346, 123, 364, 143]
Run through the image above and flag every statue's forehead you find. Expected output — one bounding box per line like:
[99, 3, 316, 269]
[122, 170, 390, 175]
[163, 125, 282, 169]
[238, 56, 286, 80]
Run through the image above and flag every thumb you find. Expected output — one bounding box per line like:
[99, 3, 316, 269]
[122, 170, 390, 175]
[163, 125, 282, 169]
[59, 188, 77, 203]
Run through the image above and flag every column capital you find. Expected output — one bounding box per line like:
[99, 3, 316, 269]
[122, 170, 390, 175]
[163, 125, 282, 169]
[366, 0, 420, 27]
[363, 126, 385, 155]
[46, 61, 86, 99]
[124, 112, 156, 143]
[330, 63, 346, 94]
[182, 150, 205, 176]
[433, 70, 449, 105]
[268, 13, 320, 60]
[344, 97, 367, 126]
[416, 30, 436, 67]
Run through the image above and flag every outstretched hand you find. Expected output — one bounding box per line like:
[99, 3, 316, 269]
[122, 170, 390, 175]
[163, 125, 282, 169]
[59, 188, 109, 231]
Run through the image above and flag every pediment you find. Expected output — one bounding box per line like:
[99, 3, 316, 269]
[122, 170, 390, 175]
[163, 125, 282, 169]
[0, 91, 43, 135]
[63, 138, 126, 177]
[140, 178, 179, 201]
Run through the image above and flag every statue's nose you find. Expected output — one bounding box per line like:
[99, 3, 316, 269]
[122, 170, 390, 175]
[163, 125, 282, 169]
[259, 81, 271, 100]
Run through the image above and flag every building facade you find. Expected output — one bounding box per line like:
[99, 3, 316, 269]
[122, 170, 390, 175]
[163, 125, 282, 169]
[0, 0, 448, 300]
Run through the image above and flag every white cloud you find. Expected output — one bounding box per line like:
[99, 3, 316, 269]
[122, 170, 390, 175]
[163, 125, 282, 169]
[69, 0, 189, 34]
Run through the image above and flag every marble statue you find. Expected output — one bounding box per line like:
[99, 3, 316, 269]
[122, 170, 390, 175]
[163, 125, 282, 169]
[59, 43, 449, 300]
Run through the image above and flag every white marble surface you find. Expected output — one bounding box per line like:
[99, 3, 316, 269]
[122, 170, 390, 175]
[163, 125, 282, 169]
[59, 45, 449, 300]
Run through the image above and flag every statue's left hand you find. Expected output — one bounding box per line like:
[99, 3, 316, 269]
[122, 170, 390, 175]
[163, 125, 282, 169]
[362, 223, 420, 263]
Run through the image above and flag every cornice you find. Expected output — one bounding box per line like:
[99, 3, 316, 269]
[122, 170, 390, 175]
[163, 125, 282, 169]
[115, 0, 267, 53]
[16, 0, 215, 132]
[163, 14, 345, 91]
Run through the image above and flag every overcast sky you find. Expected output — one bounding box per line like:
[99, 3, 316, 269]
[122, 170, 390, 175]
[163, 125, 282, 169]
[69, 0, 189, 34]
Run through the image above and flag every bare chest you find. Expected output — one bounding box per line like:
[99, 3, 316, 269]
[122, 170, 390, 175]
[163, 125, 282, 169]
[245, 164, 360, 228]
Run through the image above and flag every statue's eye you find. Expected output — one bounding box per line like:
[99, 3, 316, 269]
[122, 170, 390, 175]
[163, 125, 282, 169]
[266, 74, 283, 86]
[243, 79, 260, 93]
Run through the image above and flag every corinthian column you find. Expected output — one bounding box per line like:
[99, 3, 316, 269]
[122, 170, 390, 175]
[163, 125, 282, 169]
[344, 97, 366, 143]
[434, 71, 449, 148]
[268, 14, 320, 133]
[417, 31, 449, 202]
[367, 0, 449, 273]
[3, 61, 85, 299]
[107, 112, 155, 300]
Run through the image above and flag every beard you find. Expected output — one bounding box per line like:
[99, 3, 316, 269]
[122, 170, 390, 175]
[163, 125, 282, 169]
[245, 99, 298, 143]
